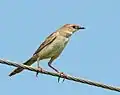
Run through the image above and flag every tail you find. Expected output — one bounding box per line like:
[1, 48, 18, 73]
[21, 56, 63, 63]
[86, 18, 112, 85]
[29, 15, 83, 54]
[9, 55, 37, 77]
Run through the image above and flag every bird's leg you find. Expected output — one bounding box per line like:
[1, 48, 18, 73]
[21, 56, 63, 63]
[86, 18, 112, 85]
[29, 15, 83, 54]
[48, 58, 67, 82]
[36, 57, 42, 77]
[48, 58, 59, 73]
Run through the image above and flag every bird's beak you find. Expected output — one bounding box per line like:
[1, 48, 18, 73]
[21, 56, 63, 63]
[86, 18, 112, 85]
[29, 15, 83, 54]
[79, 26, 85, 29]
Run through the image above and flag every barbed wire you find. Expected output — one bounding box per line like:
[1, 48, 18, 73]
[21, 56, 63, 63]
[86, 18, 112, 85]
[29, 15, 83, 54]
[0, 58, 120, 92]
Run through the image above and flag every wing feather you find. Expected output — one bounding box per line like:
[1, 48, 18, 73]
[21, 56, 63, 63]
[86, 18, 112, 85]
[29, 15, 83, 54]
[33, 32, 57, 55]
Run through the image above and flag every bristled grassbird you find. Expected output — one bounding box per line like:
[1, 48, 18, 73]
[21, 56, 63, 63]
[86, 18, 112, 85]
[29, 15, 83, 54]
[9, 24, 85, 77]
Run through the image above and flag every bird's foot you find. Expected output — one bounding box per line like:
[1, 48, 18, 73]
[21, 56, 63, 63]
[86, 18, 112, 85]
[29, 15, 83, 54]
[58, 72, 67, 83]
[36, 67, 43, 77]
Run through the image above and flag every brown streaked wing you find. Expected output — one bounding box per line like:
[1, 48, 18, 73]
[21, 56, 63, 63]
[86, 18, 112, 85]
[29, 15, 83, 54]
[33, 32, 57, 55]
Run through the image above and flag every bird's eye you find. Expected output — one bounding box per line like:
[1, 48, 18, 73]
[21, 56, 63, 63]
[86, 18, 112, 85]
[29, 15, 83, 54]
[72, 26, 77, 29]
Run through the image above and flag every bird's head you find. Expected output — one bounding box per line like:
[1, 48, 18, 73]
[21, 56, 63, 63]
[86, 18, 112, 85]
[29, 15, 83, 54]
[63, 24, 85, 33]
[58, 24, 85, 37]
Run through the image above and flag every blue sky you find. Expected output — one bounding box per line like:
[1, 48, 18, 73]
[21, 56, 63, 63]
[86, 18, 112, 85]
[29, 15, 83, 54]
[0, 0, 120, 95]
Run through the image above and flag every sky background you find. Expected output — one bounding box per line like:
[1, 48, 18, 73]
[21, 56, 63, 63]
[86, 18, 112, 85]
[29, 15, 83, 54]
[0, 0, 120, 95]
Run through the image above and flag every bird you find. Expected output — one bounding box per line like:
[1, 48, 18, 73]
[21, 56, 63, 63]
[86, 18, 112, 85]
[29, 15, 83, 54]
[9, 24, 85, 77]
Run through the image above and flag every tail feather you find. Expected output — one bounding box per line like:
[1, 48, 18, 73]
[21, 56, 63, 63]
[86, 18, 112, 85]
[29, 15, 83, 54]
[9, 56, 37, 77]
[9, 67, 24, 76]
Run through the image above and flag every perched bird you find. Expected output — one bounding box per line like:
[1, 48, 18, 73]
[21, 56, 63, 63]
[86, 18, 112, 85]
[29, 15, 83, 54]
[9, 24, 85, 76]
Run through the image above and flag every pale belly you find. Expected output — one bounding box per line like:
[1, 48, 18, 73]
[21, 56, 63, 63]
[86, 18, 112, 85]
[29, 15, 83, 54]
[38, 36, 69, 59]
